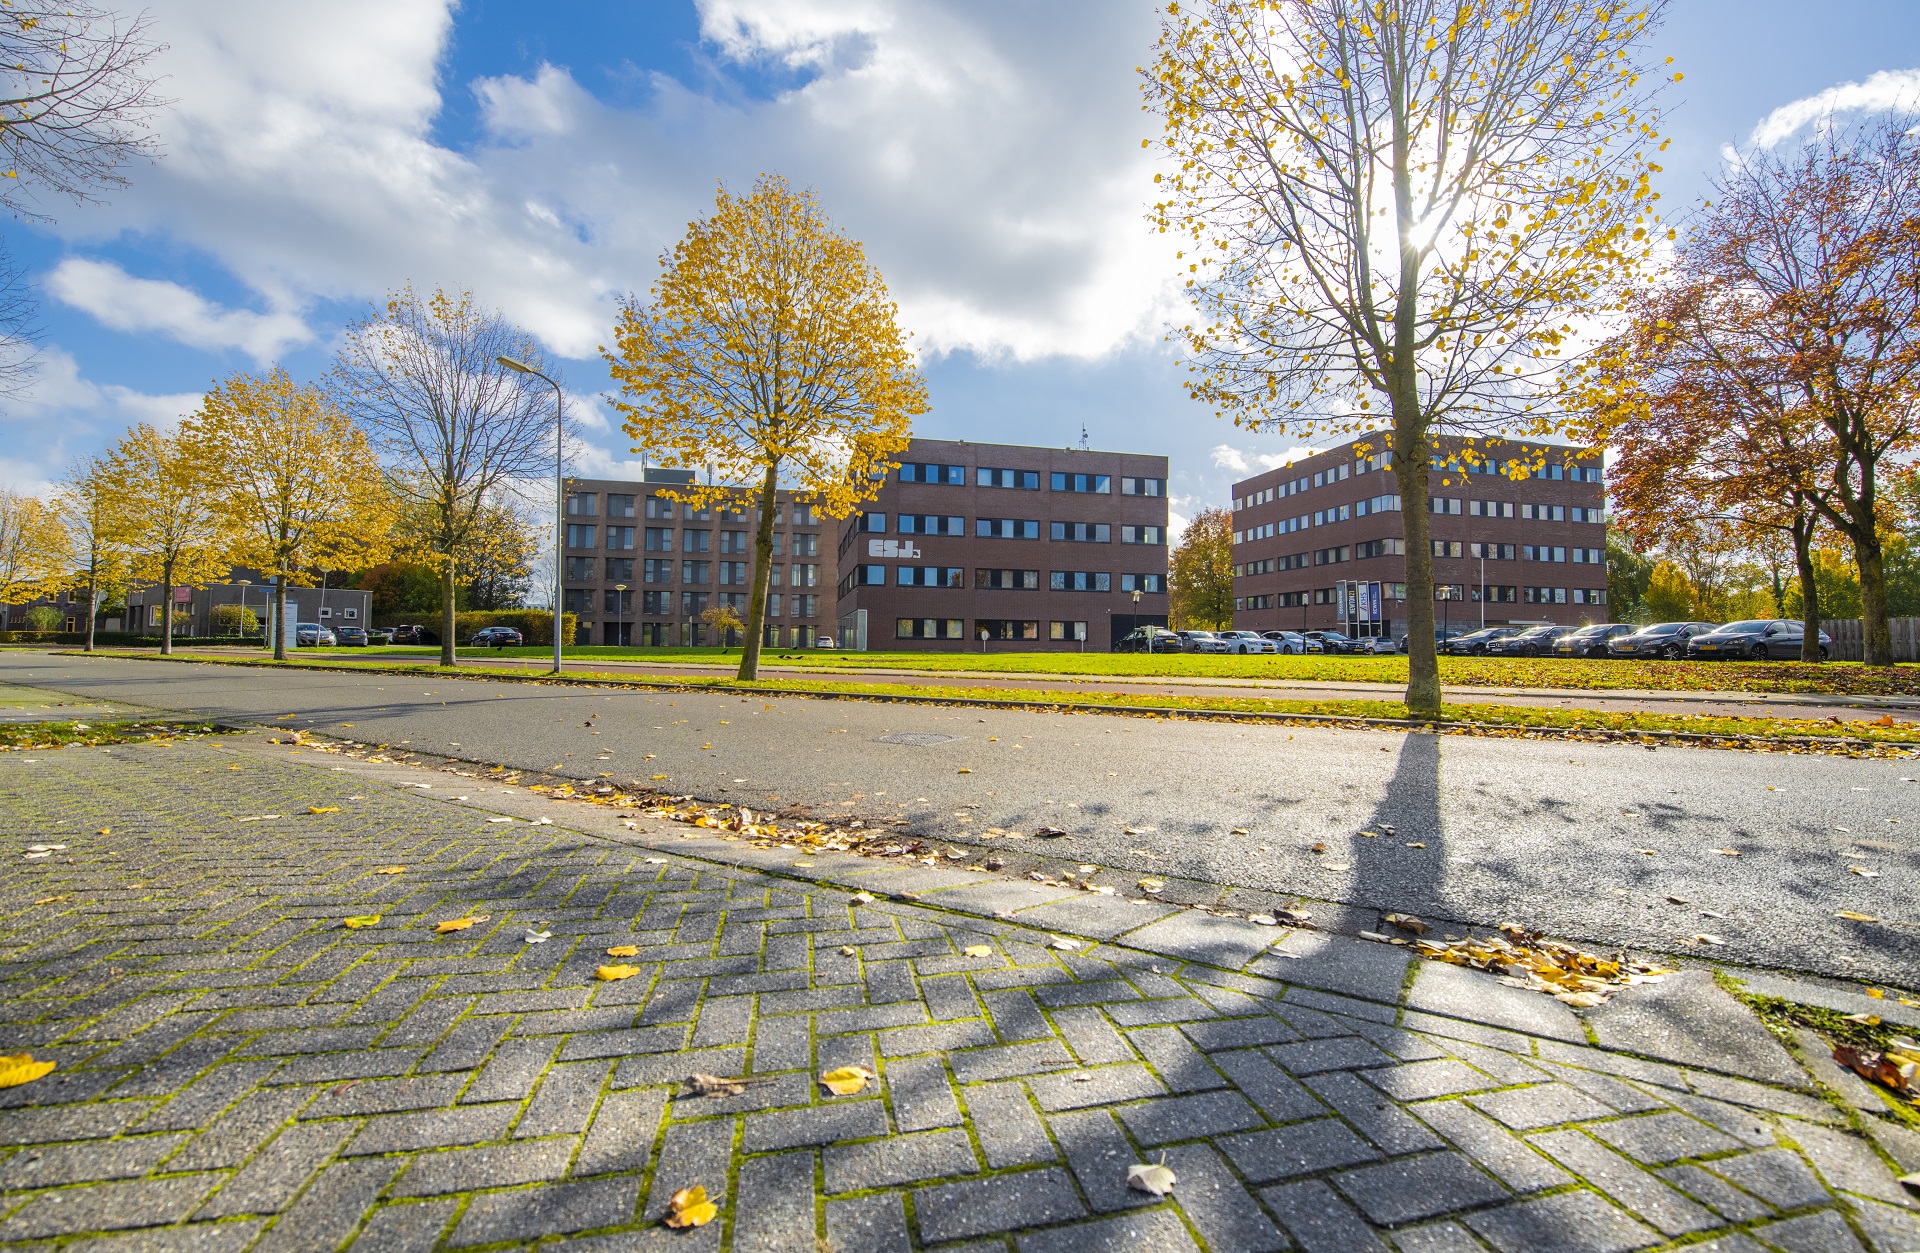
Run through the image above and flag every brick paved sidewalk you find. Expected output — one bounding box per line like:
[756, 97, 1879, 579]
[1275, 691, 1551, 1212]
[2, 738, 1917, 1252]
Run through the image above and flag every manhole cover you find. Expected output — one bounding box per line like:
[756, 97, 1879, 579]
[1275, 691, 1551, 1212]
[871, 732, 962, 747]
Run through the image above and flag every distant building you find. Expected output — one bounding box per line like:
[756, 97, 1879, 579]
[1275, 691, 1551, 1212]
[1229, 434, 1608, 639]
[559, 470, 835, 647]
[833, 437, 1171, 651]
[124, 573, 371, 638]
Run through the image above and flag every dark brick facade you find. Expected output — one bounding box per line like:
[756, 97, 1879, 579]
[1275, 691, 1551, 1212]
[1230, 435, 1608, 638]
[834, 438, 1170, 651]
[558, 473, 835, 647]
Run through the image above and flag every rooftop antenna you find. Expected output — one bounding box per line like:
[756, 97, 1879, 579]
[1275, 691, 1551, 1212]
[1078, 424, 1090, 452]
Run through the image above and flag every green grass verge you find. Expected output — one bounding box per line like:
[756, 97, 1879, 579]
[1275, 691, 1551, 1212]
[142, 652, 1920, 748]
[150, 641, 1920, 697]
[0, 718, 231, 751]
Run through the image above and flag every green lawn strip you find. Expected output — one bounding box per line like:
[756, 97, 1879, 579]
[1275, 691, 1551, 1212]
[0, 718, 231, 751]
[129, 652, 1920, 747]
[145, 642, 1920, 697]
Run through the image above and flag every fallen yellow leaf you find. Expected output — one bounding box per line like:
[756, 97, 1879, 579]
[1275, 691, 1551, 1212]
[33, 895, 68, 905]
[1710, 848, 1740, 856]
[1127, 1159, 1177, 1196]
[435, 915, 487, 933]
[605, 945, 640, 957]
[374, 866, 406, 874]
[963, 944, 992, 958]
[820, 1065, 874, 1095]
[342, 915, 382, 929]
[665, 1185, 717, 1229]
[308, 806, 340, 815]
[1635, 848, 1657, 856]
[97, 827, 110, 835]
[0, 1053, 56, 1088]
[1837, 910, 1878, 923]
[596, 964, 641, 981]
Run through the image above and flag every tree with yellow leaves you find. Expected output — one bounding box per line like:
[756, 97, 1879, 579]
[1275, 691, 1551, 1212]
[604, 175, 924, 679]
[183, 368, 396, 660]
[0, 487, 72, 628]
[1145, 0, 1678, 711]
[103, 423, 226, 652]
[1168, 507, 1233, 631]
[55, 455, 126, 651]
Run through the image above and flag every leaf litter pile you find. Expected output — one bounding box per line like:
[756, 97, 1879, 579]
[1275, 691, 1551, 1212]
[1398, 920, 1676, 1008]
[1833, 1032, 1920, 1112]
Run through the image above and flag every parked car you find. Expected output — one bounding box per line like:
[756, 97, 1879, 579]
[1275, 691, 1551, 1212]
[1215, 630, 1277, 654]
[364, 626, 395, 644]
[1608, 621, 1718, 660]
[814, 636, 836, 648]
[334, 625, 368, 646]
[1260, 630, 1320, 655]
[1177, 630, 1230, 654]
[295, 622, 336, 646]
[1442, 627, 1521, 656]
[1553, 623, 1636, 658]
[1487, 624, 1577, 657]
[470, 626, 524, 648]
[1397, 628, 1468, 653]
[384, 624, 436, 645]
[1354, 635, 1401, 654]
[1302, 630, 1358, 654]
[1117, 627, 1182, 653]
[1687, 619, 1832, 661]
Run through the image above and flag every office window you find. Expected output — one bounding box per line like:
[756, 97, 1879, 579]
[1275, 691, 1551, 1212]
[1538, 464, 1565, 480]
[682, 560, 710, 583]
[1521, 503, 1566, 521]
[1570, 465, 1604, 484]
[898, 515, 965, 535]
[1048, 571, 1111, 592]
[1429, 497, 1462, 515]
[792, 502, 818, 525]
[718, 530, 747, 554]
[318, 606, 333, 619]
[792, 594, 817, 617]
[1481, 585, 1517, 603]
[645, 495, 674, 519]
[1470, 500, 1516, 518]
[789, 533, 818, 556]
[1572, 588, 1609, 604]
[1571, 505, 1606, 523]
[1356, 538, 1405, 559]
[565, 493, 596, 516]
[607, 525, 635, 550]
[1570, 547, 1604, 564]
[564, 523, 595, 549]
[976, 619, 1039, 640]
[975, 568, 1039, 590]
[606, 557, 634, 582]
[976, 518, 1040, 539]
[1049, 521, 1111, 543]
[978, 467, 1040, 489]
[1049, 621, 1088, 641]
[897, 617, 965, 639]
[790, 563, 818, 587]
[607, 494, 635, 518]
[720, 592, 747, 611]
[719, 561, 748, 585]
[716, 504, 746, 523]
[680, 529, 709, 553]
[1467, 543, 1515, 561]
[1431, 540, 1464, 558]
[644, 527, 672, 552]
[766, 593, 782, 617]
[1434, 584, 1467, 600]
[562, 588, 594, 614]
[1524, 586, 1568, 604]
[859, 512, 887, 533]
[564, 556, 596, 581]
[1050, 472, 1111, 493]
[642, 558, 672, 583]
[681, 591, 709, 616]
[1313, 546, 1350, 565]
[898, 463, 965, 484]
[1119, 525, 1164, 545]
[896, 566, 964, 587]
[1120, 476, 1164, 497]
[343, 607, 359, 620]
[604, 588, 633, 614]
[838, 565, 887, 596]
[1522, 545, 1568, 562]
[1119, 573, 1165, 593]
[642, 590, 671, 615]
[1355, 494, 1401, 516]
[686, 504, 712, 521]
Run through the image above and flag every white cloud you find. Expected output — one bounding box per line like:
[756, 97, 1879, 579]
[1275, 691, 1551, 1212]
[48, 0, 1183, 365]
[1747, 68, 1920, 149]
[1210, 442, 1318, 476]
[0, 349, 202, 491]
[48, 258, 312, 363]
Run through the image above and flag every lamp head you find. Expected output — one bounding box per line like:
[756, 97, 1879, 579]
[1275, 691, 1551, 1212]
[496, 355, 532, 374]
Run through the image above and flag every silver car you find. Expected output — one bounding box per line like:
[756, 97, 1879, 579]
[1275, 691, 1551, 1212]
[1354, 636, 1400, 654]
[1177, 630, 1230, 654]
[1215, 630, 1277, 654]
[295, 622, 336, 646]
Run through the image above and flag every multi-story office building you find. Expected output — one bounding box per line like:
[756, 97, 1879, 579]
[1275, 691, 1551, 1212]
[1229, 435, 1608, 639]
[559, 470, 835, 646]
[834, 437, 1170, 651]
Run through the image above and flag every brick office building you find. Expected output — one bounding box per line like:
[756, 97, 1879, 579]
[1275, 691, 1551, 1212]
[1229, 435, 1608, 640]
[559, 470, 835, 647]
[834, 437, 1170, 651]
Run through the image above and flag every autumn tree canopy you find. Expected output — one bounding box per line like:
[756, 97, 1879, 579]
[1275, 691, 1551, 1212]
[1168, 507, 1234, 631]
[103, 424, 226, 652]
[1145, 0, 1676, 710]
[604, 174, 924, 679]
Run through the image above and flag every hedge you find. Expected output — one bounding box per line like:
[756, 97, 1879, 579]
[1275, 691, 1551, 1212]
[452, 610, 577, 647]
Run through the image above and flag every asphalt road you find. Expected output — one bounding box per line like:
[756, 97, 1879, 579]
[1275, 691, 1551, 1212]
[5, 650, 1915, 988]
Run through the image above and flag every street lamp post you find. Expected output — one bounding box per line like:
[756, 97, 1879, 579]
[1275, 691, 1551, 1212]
[614, 583, 627, 648]
[495, 355, 565, 674]
[235, 581, 251, 643]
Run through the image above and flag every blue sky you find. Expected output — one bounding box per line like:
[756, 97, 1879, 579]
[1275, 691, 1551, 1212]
[6, 0, 1919, 541]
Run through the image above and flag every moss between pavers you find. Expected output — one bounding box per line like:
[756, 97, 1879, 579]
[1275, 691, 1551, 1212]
[0, 717, 231, 751]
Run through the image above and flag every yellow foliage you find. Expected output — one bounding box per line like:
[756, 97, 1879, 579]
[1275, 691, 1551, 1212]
[1642, 561, 1693, 622]
[0, 489, 72, 607]
[102, 424, 229, 650]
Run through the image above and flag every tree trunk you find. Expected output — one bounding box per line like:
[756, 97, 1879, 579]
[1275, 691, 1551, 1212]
[272, 580, 289, 662]
[738, 461, 781, 681]
[1854, 527, 1891, 667]
[440, 556, 458, 668]
[84, 559, 97, 653]
[159, 556, 175, 656]
[1394, 426, 1438, 712]
[1792, 512, 1821, 663]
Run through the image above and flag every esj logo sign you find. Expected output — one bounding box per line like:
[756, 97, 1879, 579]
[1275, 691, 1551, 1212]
[867, 539, 922, 558]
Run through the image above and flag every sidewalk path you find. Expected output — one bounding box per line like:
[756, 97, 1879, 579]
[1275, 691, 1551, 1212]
[3, 734, 1916, 1251]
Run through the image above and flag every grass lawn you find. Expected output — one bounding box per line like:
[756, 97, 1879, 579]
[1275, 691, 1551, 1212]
[202, 641, 1920, 697]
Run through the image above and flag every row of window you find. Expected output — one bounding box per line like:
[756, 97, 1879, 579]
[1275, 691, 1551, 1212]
[566, 494, 822, 525]
[896, 464, 1166, 496]
[565, 558, 821, 586]
[564, 590, 821, 617]
[897, 618, 1094, 641]
[839, 567, 1167, 595]
[565, 525, 823, 555]
[1232, 539, 1604, 575]
[856, 514, 1164, 545]
[1235, 584, 1607, 609]
[1233, 453, 1601, 511]
[606, 622, 819, 647]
